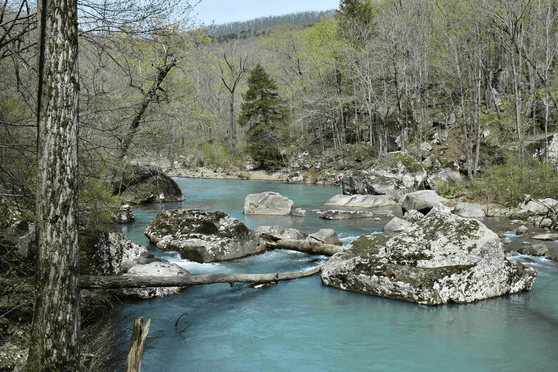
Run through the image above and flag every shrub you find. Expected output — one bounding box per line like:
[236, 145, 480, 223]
[470, 151, 558, 206]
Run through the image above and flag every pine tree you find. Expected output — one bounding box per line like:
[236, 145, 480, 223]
[239, 63, 288, 169]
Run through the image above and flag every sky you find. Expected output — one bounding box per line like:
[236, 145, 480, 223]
[191, 0, 340, 26]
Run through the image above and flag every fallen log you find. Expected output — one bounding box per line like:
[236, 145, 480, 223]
[79, 266, 322, 289]
[260, 233, 344, 255]
[125, 317, 150, 372]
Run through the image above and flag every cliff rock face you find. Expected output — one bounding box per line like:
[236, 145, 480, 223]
[321, 205, 537, 305]
[145, 209, 262, 263]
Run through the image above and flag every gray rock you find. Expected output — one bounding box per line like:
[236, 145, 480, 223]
[453, 203, 486, 218]
[522, 198, 558, 216]
[292, 208, 306, 217]
[518, 244, 548, 257]
[427, 168, 462, 190]
[112, 163, 184, 205]
[516, 225, 530, 235]
[382, 217, 412, 236]
[123, 262, 190, 299]
[321, 205, 537, 305]
[145, 209, 263, 263]
[422, 155, 441, 170]
[254, 225, 285, 236]
[0, 199, 36, 258]
[307, 229, 342, 246]
[324, 194, 396, 208]
[111, 204, 136, 224]
[539, 218, 554, 229]
[243, 192, 294, 215]
[500, 237, 512, 244]
[286, 171, 305, 183]
[280, 228, 308, 240]
[531, 233, 558, 241]
[81, 232, 152, 275]
[420, 142, 432, 153]
[317, 210, 377, 220]
[401, 190, 447, 214]
[403, 209, 424, 223]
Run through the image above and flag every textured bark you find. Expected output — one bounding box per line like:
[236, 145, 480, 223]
[79, 267, 322, 289]
[27, 0, 80, 369]
[125, 317, 151, 372]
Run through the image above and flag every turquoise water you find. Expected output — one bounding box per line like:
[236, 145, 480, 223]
[114, 179, 558, 371]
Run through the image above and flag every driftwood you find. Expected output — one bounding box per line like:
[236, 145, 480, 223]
[79, 266, 322, 289]
[125, 317, 151, 372]
[260, 233, 344, 256]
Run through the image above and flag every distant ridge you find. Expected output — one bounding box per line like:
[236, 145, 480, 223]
[207, 10, 336, 41]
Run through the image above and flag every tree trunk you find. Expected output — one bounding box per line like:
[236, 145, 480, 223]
[125, 317, 151, 372]
[27, 0, 80, 369]
[79, 267, 322, 289]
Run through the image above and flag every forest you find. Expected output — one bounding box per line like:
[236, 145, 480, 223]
[3, 0, 558, 205]
[2, 0, 558, 370]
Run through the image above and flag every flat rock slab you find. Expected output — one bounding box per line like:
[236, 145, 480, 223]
[532, 233, 558, 241]
[145, 209, 262, 263]
[324, 194, 396, 208]
[244, 191, 294, 215]
[321, 205, 537, 305]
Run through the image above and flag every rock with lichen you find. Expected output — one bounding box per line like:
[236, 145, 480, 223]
[145, 209, 262, 263]
[243, 192, 294, 215]
[321, 205, 537, 305]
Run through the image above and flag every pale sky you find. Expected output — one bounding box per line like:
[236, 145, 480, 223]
[192, 0, 340, 26]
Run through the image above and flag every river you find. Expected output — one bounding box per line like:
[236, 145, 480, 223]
[114, 178, 558, 371]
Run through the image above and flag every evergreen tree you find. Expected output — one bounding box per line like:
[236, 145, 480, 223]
[239, 63, 288, 169]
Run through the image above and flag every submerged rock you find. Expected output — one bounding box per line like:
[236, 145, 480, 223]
[243, 191, 294, 215]
[145, 209, 262, 263]
[321, 205, 537, 305]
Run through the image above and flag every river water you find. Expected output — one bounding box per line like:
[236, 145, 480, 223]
[114, 178, 558, 371]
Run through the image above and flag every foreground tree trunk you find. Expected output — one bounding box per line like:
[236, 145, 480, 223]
[26, 0, 80, 369]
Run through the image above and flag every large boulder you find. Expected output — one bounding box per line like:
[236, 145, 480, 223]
[123, 262, 191, 299]
[453, 203, 486, 218]
[113, 163, 184, 204]
[321, 205, 537, 305]
[324, 194, 396, 208]
[401, 190, 447, 214]
[80, 232, 154, 275]
[243, 192, 294, 215]
[144, 209, 263, 263]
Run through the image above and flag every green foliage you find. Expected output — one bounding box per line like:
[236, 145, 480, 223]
[200, 140, 244, 169]
[470, 152, 558, 206]
[79, 178, 121, 233]
[436, 179, 466, 198]
[239, 64, 288, 170]
[394, 154, 423, 173]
